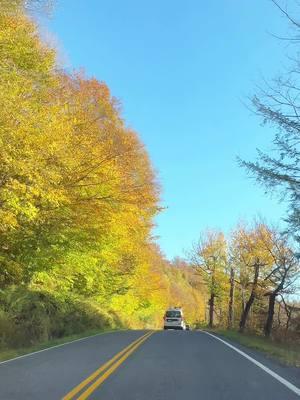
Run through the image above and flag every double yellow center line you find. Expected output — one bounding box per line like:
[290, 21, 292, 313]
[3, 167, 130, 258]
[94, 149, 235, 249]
[62, 331, 154, 400]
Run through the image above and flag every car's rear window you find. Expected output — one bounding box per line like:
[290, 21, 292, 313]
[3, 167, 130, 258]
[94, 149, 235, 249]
[166, 310, 181, 318]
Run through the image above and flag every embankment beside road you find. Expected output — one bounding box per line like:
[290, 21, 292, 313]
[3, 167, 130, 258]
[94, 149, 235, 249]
[210, 329, 300, 367]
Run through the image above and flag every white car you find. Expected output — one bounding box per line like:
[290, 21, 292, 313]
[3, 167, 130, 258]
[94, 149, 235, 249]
[163, 308, 186, 330]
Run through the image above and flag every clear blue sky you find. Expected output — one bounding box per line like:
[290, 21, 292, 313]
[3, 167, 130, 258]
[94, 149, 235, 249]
[41, 0, 297, 259]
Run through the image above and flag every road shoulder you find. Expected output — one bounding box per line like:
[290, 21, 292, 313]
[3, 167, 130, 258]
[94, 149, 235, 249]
[0, 328, 124, 363]
[203, 330, 300, 390]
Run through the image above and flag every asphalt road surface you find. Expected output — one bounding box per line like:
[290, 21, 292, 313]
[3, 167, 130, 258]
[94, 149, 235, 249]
[0, 329, 300, 400]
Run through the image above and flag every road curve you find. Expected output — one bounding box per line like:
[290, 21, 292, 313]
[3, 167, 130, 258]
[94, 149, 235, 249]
[0, 330, 299, 400]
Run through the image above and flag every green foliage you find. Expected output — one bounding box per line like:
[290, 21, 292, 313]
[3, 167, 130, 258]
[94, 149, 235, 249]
[0, 287, 120, 347]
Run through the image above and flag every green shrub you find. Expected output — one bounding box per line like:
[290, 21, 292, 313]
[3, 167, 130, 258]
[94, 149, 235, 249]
[0, 287, 120, 348]
[0, 309, 16, 347]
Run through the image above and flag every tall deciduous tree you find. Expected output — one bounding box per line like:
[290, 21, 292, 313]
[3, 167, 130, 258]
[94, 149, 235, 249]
[258, 226, 300, 337]
[231, 223, 273, 333]
[227, 262, 235, 329]
[190, 231, 227, 328]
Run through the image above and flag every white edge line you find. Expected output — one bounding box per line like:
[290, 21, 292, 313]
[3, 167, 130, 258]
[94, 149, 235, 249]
[203, 331, 300, 397]
[0, 329, 125, 366]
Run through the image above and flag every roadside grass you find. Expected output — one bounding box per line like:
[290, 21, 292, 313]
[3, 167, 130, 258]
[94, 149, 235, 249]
[0, 328, 122, 363]
[209, 328, 300, 367]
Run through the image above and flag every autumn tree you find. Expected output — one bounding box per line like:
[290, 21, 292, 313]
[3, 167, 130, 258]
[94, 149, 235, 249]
[256, 226, 300, 337]
[0, 0, 160, 294]
[0, 1, 64, 287]
[190, 231, 228, 328]
[278, 297, 300, 334]
[230, 223, 274, 333]
[227, 255, 236, 329]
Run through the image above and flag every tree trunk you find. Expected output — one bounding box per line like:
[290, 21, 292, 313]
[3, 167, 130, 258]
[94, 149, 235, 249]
[280, 297, 292, 337]
[286, 308, 292, 332]
[228, 267, 235, 329]
[239, 292, 255, 332]
[239, 261, 259, 333]
[241, 286, 246, 312]
[277, 302, 281, 328]
[264, 293, 276, 337]
[265, 274, 286, 337]
[208, 293, 215, 328]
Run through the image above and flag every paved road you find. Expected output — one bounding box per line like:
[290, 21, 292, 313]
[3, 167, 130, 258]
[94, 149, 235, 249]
[0, 330, 300, 399]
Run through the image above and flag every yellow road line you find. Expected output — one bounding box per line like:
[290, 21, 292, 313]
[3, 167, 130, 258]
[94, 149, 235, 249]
[77, 331, 154, 400]
[62, 331, 153, 400]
